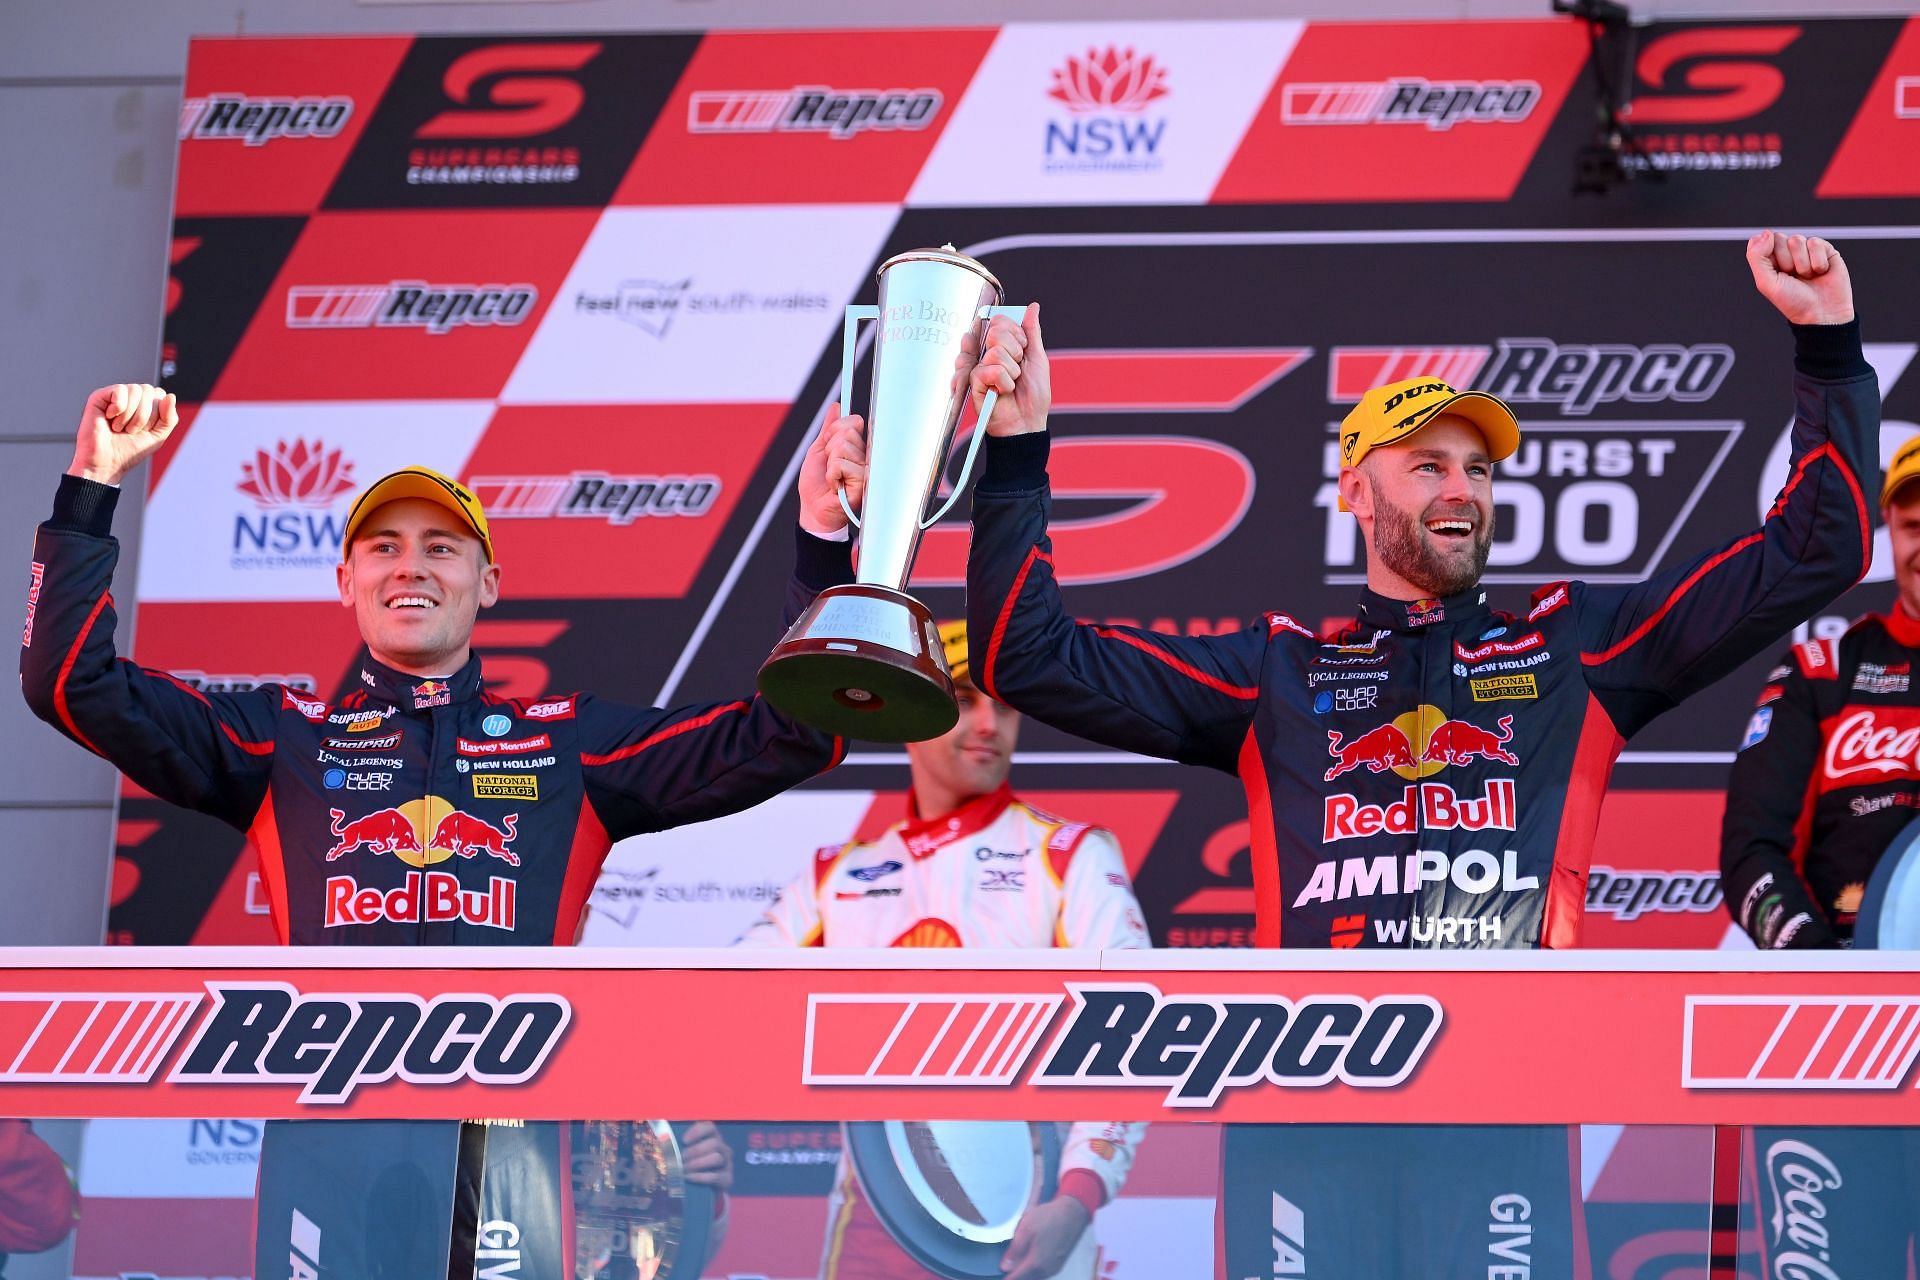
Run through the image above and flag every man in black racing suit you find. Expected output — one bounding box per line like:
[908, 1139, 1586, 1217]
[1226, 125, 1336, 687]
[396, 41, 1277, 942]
[948, 231, 1874, 1279]
[21, 385, 856, 944]
[1720, 433, 1920, 1279]
[19, 380, 860, 1270]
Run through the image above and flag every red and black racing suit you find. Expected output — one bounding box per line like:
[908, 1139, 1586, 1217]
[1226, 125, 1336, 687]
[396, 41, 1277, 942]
[20, 473, 849, 943]
[967, 321, 1875, 1280]
[1722, 609, 1920, 1278]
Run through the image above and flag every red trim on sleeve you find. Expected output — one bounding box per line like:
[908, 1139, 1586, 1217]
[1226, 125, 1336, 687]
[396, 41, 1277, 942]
[579, 701, 750, 766]
[1091, 627, 1259, 699]
[1058, 1168, 1107, 1216]
[554, 799, 613, 945]
[1584, 441, 1863, 668]
[1539, 694, 1624, 948]
[246, 794, 291, 946]
[148, 669, 274, 755]
[52, 591, 111, 757]
[982, 545, 1048, 701]
[1237, 727, 1283, 948]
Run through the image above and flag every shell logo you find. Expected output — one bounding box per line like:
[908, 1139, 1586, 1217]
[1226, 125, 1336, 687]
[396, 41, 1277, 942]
[891, 918, 962, 948]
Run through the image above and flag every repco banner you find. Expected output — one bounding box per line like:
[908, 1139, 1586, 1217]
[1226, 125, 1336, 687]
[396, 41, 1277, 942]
[1, 951, 1916, 1123]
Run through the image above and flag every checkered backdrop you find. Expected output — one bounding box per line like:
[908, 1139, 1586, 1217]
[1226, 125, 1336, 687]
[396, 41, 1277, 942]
[118, 19, 1920, 958]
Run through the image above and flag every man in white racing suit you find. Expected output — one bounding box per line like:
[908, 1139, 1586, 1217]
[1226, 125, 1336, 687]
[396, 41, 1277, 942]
[740, 620, 1149, 1280]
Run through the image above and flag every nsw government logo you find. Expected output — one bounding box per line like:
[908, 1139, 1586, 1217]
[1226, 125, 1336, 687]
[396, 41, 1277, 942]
[1043, 46, 1170, 175]
[232, 440, 355, 571]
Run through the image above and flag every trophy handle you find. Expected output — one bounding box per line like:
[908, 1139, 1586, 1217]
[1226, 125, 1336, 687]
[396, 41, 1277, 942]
[919, 305, 1028, 531]
[836, 305, 881, 530]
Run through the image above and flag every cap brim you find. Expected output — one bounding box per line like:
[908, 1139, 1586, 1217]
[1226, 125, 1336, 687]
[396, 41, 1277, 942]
[1417, 391, 1520, 463]
[343, 470, 492, 561]
[1884, 465, 1920, 507]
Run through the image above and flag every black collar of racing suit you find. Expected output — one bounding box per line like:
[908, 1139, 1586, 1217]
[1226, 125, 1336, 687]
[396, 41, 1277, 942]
[351, 647, 486, 711]
[1353, 584, 1492, 634]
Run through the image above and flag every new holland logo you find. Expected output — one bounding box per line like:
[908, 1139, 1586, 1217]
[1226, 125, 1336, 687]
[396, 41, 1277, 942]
[804, 984, 1442, 1107]
[0, 985, 571, 1103]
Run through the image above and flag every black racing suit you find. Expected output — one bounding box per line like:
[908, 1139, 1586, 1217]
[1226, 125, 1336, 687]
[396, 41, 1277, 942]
[968, 323, 1876, 951]
[967, 322, 1875, 1280]
[1721, 612, 1920, 1279]
[1721, 608, 1920, 949]
[20, 474, 850, 944]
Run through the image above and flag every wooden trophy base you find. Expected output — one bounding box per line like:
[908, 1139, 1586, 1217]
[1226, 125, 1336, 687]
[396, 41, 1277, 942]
[758, 584, 957, 743]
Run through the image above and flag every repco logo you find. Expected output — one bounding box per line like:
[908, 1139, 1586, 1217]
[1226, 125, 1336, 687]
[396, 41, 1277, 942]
[1822, 709, 1920, 783]
[168, 983, 570, 1103]
[418, 43, 602, 138]
[1036, 985, 1442, 1107]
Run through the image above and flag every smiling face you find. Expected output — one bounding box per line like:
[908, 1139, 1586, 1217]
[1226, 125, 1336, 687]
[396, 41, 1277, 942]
[905, 682, 1021, 820]
[335, 497, 500, 677]
[1341, 414, 1496, 599]
[1887, 487, 1920, 621]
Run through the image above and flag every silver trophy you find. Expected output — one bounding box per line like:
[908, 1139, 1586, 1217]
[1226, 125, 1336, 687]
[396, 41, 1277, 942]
[759, 247, 1024, 742]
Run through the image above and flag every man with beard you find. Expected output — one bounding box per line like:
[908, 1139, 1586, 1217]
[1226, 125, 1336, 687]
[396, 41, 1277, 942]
[739, 621, 1148, 1280]
[874, 229, 1868, 1278]
[953, 229, 1872, 952]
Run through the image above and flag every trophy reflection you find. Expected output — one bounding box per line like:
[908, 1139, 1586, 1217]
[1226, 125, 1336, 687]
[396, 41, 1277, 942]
[759, 247, 1024, 743]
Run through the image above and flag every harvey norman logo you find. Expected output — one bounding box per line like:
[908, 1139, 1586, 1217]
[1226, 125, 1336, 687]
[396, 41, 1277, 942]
[0, 985, 571, 1103]
[804, 984, 1442, 1107]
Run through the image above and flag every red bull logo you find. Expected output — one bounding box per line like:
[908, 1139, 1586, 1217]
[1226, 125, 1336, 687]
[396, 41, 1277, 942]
[1325, 706, 1519, 782]
[323, 799, 521, 868]
[411, 678, 452, 708]
[324, 871, 516, 930]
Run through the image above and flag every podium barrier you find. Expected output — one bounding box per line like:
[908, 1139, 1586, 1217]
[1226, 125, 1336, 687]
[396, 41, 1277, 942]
[3, 950, 1916, 1279]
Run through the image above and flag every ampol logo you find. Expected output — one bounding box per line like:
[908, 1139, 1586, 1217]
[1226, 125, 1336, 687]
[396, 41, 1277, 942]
[1044, 46, 1170, 174]
[232, 440, 355, 570]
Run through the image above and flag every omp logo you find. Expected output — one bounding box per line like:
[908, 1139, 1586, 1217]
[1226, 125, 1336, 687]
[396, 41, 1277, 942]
[806, 986, 1442, 1107]
[1280, 79, 1540, 129]
[471, 473, 720, 524]
[0, 992, 202, 1082]
[286, 281, 538, 332]
[805, 993, 1064, 1085]
[1684, 997, 1920, 1089]
[417, 43, 601, 138]
[179, 94, 353, 145]
[688, 86, 943, 137]
[1329, 346, 1492, 403]
[1629, 27, 1799, 124]
[168, 983, 571, 1103]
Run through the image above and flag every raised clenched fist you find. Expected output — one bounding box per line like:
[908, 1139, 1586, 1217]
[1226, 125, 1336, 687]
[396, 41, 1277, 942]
[1746, 230, 1854, 327]
[70, 383, 178, 486]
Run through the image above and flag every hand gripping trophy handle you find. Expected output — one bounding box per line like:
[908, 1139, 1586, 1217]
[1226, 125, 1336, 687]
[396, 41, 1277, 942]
[758, 247, 1021, 743]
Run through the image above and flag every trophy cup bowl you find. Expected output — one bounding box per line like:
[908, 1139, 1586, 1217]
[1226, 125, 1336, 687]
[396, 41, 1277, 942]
[759, 247, 1023, 742]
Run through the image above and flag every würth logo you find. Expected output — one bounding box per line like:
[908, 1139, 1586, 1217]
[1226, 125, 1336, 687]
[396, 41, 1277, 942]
[285, 281, 538, 332]
[1684, 997, 1920, 1089]
[687, 86, 943, 138]
[805, 984, 1442, 1107]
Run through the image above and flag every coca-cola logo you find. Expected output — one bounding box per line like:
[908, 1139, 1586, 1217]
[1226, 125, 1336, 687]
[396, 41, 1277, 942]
[1763, 1139, 1842, 1280]
[1048, 47, 1170, 113]
[1821, 708, 1920, 783]
[237, 440, 357, 510]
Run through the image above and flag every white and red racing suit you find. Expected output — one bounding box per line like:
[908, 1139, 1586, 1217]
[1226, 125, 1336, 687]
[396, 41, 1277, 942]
[739, 784, 1149, 1280]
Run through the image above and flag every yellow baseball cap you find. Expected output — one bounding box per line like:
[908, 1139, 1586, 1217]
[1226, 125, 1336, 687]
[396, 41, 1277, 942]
[938, 619, 971, 686]
[1337, 377, 1521, 511]
[341, 466, 495, 563]
[1884, 433, 1920, 506]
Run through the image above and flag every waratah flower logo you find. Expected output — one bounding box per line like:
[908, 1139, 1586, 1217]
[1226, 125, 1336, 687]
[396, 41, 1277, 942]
[238, 439, 357, 509]
[1047, 46, 1170, 113]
